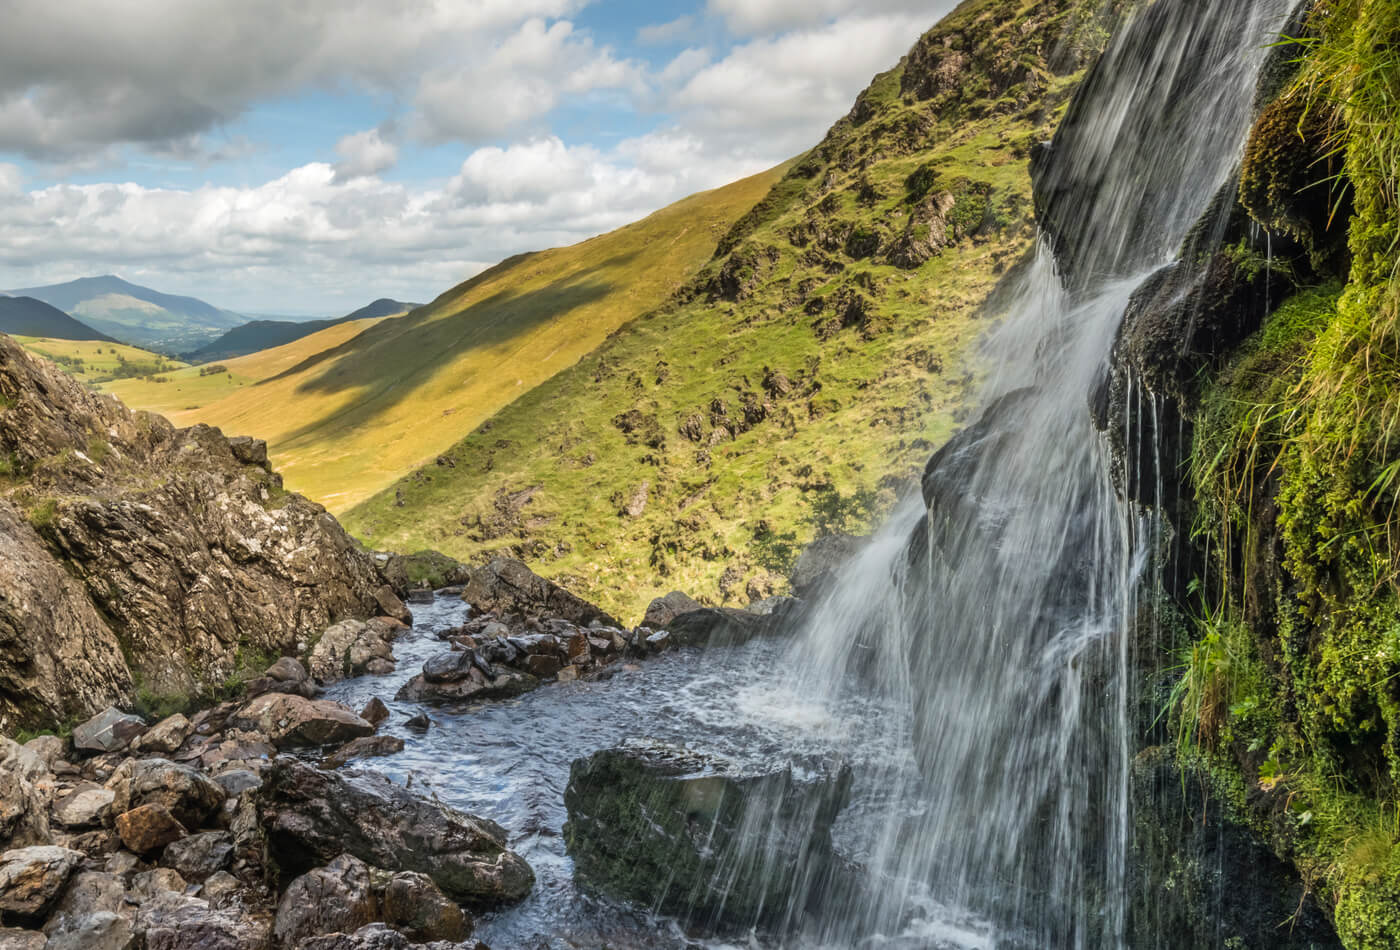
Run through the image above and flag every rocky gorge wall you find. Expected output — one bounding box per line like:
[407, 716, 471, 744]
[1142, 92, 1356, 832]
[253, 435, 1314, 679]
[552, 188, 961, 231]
[0, 333, 391, 735]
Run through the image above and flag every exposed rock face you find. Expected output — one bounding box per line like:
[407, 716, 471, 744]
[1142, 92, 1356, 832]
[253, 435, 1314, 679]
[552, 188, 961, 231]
[462, 557, 621, 628]
[564, 742, 852, 931]
[256, 758, 534, 906]
[0, 334, 389, 733]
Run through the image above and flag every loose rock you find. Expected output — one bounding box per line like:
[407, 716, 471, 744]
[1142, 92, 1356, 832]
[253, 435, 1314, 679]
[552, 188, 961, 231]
[160, 832, 233, 883]
[229, 693, 373, 749]
[321, 736, 405, 771]
[0, 846, 84, 922]
[273, 853, 379, 947]
[72, 708, 147, 755]
[115, 805, 187, 855]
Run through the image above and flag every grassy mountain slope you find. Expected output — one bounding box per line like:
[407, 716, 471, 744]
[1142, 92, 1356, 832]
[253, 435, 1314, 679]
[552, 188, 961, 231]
[7, 275, 243, 352]
[15, 337, 186, 385]
[188, 298, 418, 362]
[0, 296, 116, 342]
[347, 0, 1116, 622]
[119, 165, 785, 513]
[101, 316, 388, 417]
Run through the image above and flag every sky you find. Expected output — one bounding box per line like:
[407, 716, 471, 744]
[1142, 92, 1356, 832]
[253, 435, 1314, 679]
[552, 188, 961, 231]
[0, 0, 953, 316]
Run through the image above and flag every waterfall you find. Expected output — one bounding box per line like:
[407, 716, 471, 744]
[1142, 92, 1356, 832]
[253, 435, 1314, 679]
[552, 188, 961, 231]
[725, 1, 1297, 946]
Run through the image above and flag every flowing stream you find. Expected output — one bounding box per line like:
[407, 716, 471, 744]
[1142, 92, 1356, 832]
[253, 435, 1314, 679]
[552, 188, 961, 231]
[328, 1, 1294, 945]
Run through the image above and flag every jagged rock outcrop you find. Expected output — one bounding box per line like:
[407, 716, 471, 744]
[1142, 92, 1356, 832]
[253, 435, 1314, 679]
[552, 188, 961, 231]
[0, 334, 389, 733]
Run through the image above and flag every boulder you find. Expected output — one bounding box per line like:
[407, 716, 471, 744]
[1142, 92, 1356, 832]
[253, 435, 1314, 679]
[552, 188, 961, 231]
[106, 758, 224, 828]
[72, 707, 147, 755]
[52, 783, 115, 829]
[403, 714, 430, 732]
[256, 758, 533, 905]
[263, 657, 308, 684]
[273, 854, 379, 947]
[115, 805, 187, 855]
[160, 832, 232, 882]
[0, 929, 44, 950]
[321, 736, 405, 771]
[211, 771, 261, 800]
[395, 650, 538, 705]
[642, 591, 704, 628]
[359, 698, 390, 728]
[134, 891, 272, 950]
[40, 870, 133, 950]
[462, 557, 620, 627]
[380, 870, 469, 942]
[665, 606, 769, 647]
[374, 586, 413, 627]
[19, 737, 63, 771]
[308, 620, 399, 684]
[45, 910, 136, 950]
[130, 714, 192, 756]
[0, 743, 51, 850]
[564, 742, 851, 930]
[129, 869, 187, 904]
[225, 436, 268, 469]
[0, 846, 84, 922]
[229, 693, 373, 749]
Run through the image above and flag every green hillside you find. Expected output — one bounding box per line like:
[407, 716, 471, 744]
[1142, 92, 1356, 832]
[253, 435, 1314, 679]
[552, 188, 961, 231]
[112, 165, 785, 513]
[14, 336, 187, 385]
[346, 0, 1115, 622]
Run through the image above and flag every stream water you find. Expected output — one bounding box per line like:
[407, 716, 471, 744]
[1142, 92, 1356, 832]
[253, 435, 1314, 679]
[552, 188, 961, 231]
[328, 1, 1295, 946]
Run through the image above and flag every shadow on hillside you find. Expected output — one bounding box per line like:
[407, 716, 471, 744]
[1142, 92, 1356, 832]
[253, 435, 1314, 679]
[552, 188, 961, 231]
[264, 268, 618, 446]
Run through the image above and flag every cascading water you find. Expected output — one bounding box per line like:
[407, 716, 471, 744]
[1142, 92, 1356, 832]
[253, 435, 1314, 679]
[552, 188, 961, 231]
[727, 1, 1296, 946]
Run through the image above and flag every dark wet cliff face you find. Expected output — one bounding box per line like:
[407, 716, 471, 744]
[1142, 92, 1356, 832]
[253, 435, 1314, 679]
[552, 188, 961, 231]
[0, 334, 387, 733]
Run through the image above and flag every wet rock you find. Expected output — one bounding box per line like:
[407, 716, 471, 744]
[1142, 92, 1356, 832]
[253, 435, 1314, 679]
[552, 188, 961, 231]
[52, 783, 115, 829]
[73, 708, 147, 755]
[403, 714, 431, 732]
[229, 693, 373, 749]
[308, 619, 400, 685]
[115, 805, 187, 855]
[107, 758, 224, 828]
[525, 654, 562, 677]
[380, 870, 470, 942]
[564, 742, 852, 930]
[263, 657, 307, 684]
[374, 586, 413, 627]
[667, 607, 770, 647]
[130, 715, 192, 756]
[642, 591, 704, 628]
[274, 853, 379, 947]
[321, 736, 405, 771]
[643, 630, 672, 653]
[406, 589, 436, 604]
[462, 557, 620, 627]
[790, 533, 867, 600]
[257, 758, 534, 905]
[161, 832, 233, 883]
[0, 846, 84, 922]
[134, 891, 272, 950]
[396, 650, 538, 705]
[359, 698, 390, 728]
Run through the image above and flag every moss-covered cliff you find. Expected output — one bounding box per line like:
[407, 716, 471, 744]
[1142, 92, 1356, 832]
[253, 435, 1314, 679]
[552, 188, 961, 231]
[1145, 1, 1400, 945]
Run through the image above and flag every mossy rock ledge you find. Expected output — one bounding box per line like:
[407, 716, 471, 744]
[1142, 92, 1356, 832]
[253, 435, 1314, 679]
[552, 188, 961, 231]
[563, 741, 852, 933]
